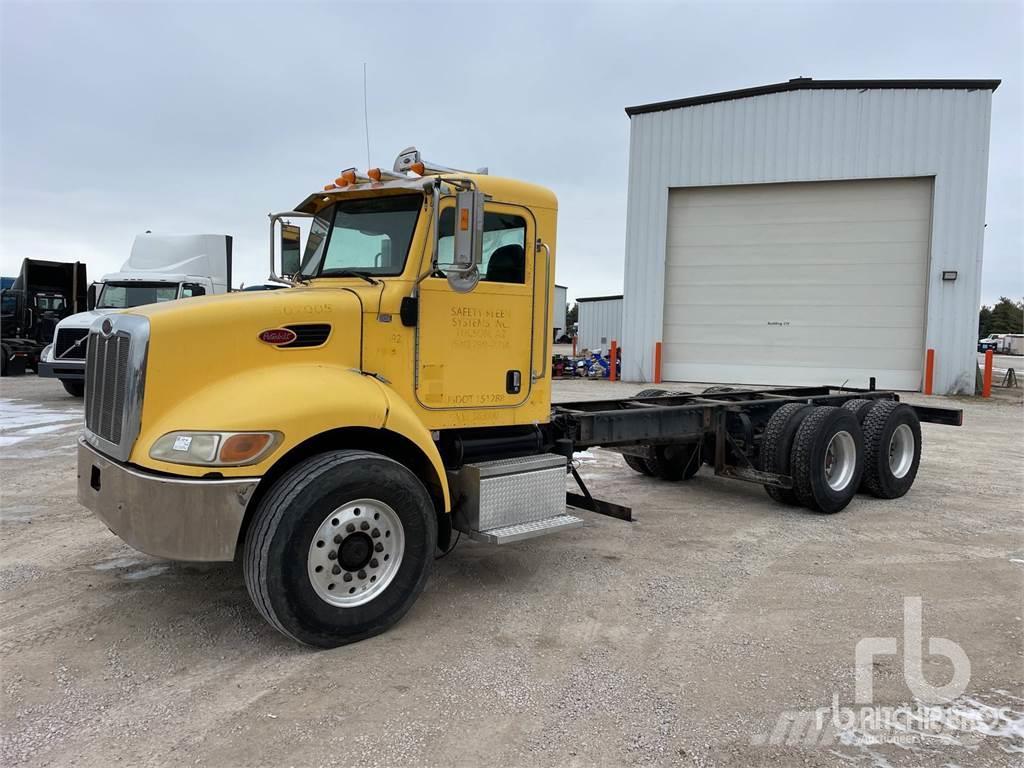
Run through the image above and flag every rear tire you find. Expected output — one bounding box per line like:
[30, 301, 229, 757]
[760, 402, 813, 505]
[842, 398, 876, 423]
[243, 450, 437, 648]
[623, 453, 653, 476]
[860, 401, 921, 499]
[62, 380, 85, 397]
[790, 407, 864, 514]
[647, 443, 701, 481]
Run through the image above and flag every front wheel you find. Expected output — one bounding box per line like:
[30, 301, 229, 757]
[243, 450, 437, 647]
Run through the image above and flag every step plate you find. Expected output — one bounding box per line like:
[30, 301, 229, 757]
[468, 514, 583, 545]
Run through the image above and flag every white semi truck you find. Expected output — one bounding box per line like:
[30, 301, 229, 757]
[39, 233, 232, 396]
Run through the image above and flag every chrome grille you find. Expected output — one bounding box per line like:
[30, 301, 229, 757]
[86, 330, 132, 445]
[55, 328, 89, 359]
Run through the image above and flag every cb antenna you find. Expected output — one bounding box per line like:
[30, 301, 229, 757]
[362, 63, 371, 168]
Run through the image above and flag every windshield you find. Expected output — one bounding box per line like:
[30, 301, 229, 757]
[35, 294, 66, 311]
[299, 194, 421, 278]
[97, 282, 179, 309]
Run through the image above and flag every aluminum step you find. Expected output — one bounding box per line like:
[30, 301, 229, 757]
[467, 513, 583, 544]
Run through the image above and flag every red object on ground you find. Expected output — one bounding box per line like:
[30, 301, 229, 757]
[982, 349, 993, 398]
[654, 341, 662, 384]
[924, 348, 935, 395]
[609, 341, 618, 382]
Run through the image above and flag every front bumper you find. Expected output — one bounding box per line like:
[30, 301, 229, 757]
[77, 439, 259, 561]
[38, 358, 85, 380]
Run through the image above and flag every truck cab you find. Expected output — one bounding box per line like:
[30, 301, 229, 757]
[39, 233, 231, 395]
[76, 149, 559, 646]
[1, 259, 87, 375]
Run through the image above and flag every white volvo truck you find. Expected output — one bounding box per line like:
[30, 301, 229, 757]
[39, 233, 232, 396]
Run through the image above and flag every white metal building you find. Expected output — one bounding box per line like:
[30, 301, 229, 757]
[553, 284, 568, 339]
[621, 78, 999, 393]
[577, 295, 623, 353]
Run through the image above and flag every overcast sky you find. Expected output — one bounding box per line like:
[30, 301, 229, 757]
[1, 1, 1020, 306]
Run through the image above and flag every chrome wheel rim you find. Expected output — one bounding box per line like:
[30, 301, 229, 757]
[888, 424, 915, 479]
[307, 498, 404, 608]
[823, 430, 857, 491]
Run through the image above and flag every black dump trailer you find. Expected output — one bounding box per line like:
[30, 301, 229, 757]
[1, 259, 88, 375]
[550, 385, 962, 517]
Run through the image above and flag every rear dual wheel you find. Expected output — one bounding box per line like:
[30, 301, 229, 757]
[762, 400, 922, 512]
[790, 407, 865, 513]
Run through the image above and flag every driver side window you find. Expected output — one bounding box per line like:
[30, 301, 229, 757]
[437, 208, 527, 284]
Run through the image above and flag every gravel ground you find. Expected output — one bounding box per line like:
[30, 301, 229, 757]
[1, 374, 1022, 767]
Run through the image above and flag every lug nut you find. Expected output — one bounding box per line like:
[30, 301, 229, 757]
[346, 523, 355, 533]
[371, 529, 380, 538]
[328, 551, 337, 560]
[374, 542, 383, 552]
[360, 521, 370, 531]
[334, 534, 343, 544]
[343, 572, 353, 582]
[370, 558, 378, 568]
[332, 565, 341, 575]
[358, 570, 366, 580]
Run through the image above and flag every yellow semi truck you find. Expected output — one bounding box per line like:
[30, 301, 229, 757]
[77, 147, 961, 647]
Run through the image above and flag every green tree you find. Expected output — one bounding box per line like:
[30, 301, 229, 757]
[567, 301, 578, 327]
[978, 305, 993, 338]
[988, 297, 1024, 334]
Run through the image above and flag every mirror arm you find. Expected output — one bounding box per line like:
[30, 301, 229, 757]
[268, 211, 314, 285]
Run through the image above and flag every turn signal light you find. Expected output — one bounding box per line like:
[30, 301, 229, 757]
[341, 169, 357, 184]
[410, 161, 425, 175]
[334, 177, 350, 187]
[367, 167, 382, 181]
[219, 433, 273, 464]
[323, 183, 337, 191]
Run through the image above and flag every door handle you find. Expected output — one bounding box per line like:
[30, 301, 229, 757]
[506, 369, 522, 395]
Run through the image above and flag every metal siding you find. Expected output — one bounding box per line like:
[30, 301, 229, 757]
[622, 88, 994, 393]
[577, 298, 624, 352]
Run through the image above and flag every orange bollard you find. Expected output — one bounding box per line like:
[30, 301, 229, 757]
[654, 341, 662, 384]
[572, 336, 577, 357]
[983, 349, 993, 398]
[923, 348, 935, 395]
[609, 340, 618, 382]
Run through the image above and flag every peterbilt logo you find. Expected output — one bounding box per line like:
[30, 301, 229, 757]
[100, 319, 113, 336]
[258, 328, 297, 346]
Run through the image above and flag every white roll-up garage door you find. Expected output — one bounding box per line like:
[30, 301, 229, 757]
[662, 178, 932, 390]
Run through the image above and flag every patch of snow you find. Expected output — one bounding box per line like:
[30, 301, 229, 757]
[122, 565, 169, 581]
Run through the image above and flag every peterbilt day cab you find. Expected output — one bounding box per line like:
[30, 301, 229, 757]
[77, 147, 961, 647]
[39, 233, 232, 396]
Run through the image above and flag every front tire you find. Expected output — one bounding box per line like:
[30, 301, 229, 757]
[62, 380, 85, 397]
[243, 450, 437, 648]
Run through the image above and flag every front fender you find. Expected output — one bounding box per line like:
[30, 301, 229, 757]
[132, 364, 388, 476]
[379, 383, 451, 511]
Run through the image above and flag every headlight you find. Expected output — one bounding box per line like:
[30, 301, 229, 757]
[150, 431, 282, 466]
[41, 344, 53, 362]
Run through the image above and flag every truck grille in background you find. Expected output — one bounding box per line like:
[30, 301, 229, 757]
[85, 330, 132, 445]
[55, 328, 90, 359]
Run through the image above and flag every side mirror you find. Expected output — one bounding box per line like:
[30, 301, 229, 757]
[87, 283, 98, 311]
[447, 190, 484, 293]
[280, 223, 302, 278]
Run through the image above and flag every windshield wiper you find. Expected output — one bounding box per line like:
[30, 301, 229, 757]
[327, 269, 379, 285]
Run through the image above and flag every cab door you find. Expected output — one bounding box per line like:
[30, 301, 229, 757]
[415, 202, 536, 412]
